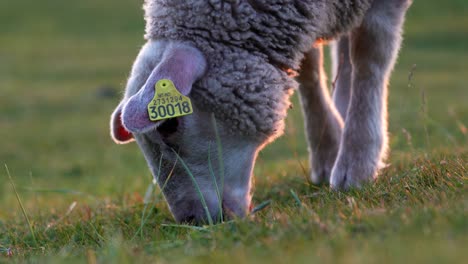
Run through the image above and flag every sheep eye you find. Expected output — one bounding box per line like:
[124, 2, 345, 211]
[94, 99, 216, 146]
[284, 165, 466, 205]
[157, 118, 179, 138]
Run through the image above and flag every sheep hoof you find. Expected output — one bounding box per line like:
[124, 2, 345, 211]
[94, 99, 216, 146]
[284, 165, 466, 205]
[310, 159, 334, 186]
[310, 146, 339, 186]
[329, 152, 379, 191]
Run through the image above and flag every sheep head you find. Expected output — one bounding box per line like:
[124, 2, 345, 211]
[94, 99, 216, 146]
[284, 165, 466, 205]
[110, 42, 263, 224]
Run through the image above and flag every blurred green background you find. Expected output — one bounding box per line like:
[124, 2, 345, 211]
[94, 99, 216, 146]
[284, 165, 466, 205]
[0, 0, 466, 261]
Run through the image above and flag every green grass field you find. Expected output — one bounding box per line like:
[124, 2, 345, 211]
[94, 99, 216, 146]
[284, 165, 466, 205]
[0, 0, 467, 262]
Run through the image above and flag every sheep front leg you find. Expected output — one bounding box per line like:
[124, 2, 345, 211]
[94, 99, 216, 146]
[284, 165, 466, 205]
[297, 46, 344, 185]
[330, 0, 411, 190]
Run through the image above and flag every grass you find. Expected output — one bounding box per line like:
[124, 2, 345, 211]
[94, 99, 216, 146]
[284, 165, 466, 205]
[0, 0, 467, 262]
[4, 165, 37, 247]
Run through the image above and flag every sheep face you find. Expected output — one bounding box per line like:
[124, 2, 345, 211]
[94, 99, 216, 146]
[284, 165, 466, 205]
[111, 42, 263, 224]
[137, 107, 258, 224]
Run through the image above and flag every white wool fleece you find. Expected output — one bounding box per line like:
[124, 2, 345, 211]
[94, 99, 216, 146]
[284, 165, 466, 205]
[142, 0, 373, 142]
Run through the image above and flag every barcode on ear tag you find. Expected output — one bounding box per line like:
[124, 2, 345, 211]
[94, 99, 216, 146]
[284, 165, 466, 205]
[147, 79, 193, 121]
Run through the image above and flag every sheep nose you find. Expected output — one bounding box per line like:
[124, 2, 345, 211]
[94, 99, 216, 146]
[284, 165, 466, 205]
[174, 201, 250, 225]
[173, 198, 222, 225]
[176, 211, 221, 225]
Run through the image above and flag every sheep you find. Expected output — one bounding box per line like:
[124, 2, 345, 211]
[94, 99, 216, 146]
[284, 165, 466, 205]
[110, 0, 412, 224]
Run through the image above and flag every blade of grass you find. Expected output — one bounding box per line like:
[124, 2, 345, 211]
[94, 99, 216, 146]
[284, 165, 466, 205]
[88, 222, 106, 244]
[208, 142, 224, 223]
[132, 195, 157, 241]
[171, 149, 214, 226]
[161, 224, 209, 232]
[290, 189, 303, 208]
[211, 114, 225, 204]
[133, 154, 164, 240]
[251, 200, 272, 215]
[44, 201, 77, 232]
[5, 164, 38, 247]
[160, 156, 178, 193]
[143, 182, 156, 205]
[132, 155, 179, 240]
[134, 183, 155, 240]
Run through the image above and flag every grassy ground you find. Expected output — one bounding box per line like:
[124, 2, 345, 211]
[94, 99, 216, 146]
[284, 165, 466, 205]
[0, 0, 467, 262]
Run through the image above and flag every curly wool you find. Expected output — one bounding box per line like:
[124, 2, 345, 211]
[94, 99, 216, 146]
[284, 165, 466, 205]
[143, 0, 372, 141]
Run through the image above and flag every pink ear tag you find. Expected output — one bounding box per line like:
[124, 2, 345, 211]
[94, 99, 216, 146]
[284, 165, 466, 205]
[147, 79, 194, 121]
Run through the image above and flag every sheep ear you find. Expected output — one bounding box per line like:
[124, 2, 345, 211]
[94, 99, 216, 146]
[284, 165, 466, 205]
[122, 43, 207, 133]
[110, 101, 134, 144]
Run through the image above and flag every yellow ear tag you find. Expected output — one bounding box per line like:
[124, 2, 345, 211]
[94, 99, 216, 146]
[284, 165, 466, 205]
[147, 79, 193, 121]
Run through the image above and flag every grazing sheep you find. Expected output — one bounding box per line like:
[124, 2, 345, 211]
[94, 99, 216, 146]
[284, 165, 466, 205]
[110, 0, 412, 224]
